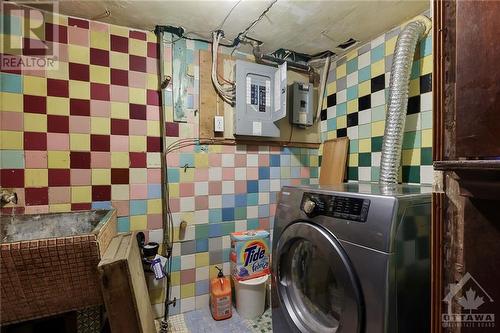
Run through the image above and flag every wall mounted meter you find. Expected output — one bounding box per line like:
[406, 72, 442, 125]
[234, 60, 287, 137]
[289, 81, 314, 127]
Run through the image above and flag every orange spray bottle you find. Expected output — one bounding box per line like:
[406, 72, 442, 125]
[210, 266, 232, 320]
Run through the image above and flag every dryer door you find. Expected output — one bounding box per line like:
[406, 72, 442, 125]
[275, 221, 363, 333]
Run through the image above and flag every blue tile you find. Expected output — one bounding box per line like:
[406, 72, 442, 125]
[147, 184, 161, 198]
[171, 256, 181, 271]
[0, 14, 22, 35]
[92, 201, 112, 209]
[258, 167, 270, 179]
[235, 194, 247, 207]
[167, 168, 180, 182]
[269, 155, 280, 167]
[247, 218, 259, 230]
[270, 167, 280, 179]
[247, 180, 258, 193]
[291, 167, 301, 178]
[0, 73, 22, 93]
[347, 86, 358, 100]
[346, 58, 358, 74]
[209, 223, 223, 237]
[130, 200, 147, 215]
[358, 66, 371, 82]
[0, 150, 24, 168]
[179, 153, 194, 167]
[209, 209, 222, 223]
[222, 248, 231, 261]
[327, 118, 336, 131]
[269, 192, 278, 203]
[247, 193, 259, 206]
[258, 205, 269, 218]
[280, 155, 291, 166]
[420, 36, 432, 57]
[196, 239, 208, 252]
[195, 280, 209, 296]
[222, 194, 235, 208]
[336, 102, 347, 116]
[222, 208, 234, 222]
[371, 44, 385, 62]
[258, 179, 270, 192]
[117, 217, 130, 232]
[310, 167, 319, 178]
[410, 60, 420, 80]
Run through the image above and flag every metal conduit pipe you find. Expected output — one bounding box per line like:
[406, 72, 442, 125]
[252, 44, 313, 73]
[379, 16, 432, 186]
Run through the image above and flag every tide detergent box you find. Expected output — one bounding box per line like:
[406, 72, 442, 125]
[230, 230, 270, 281]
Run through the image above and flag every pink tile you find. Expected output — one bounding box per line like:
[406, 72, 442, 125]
[269, 204, 277, 216]
[194, 168, 208, 181]
[147, 169, 161, 183]
[259, 218, 270, 230]
[300, 167, 310, 177]
[90, 20, 109, 32]
[169, 198, 180, 212]
[0, 111, 23, 131]
[91, 152, 111, 168]
[270, 146, 281, 153]
[130, 184, 148, 199]
[147, 214, 162, 229]
[222, 168, 234, 180]
[208, 154, 221, 167]
[110, 135, 129, 151]
[195, 196, 208, 210]
[69, 116, 91, 133]
[146, 58, 158, 74]
[71, 169, 91, 185]
[290, 178, 301, 186]
[208, 181, 221, 195]
[68, 26, 89, 46]
[25, 151, 47, 168]
[90, 100, 110, 117]
[234, 154, 246, 167]
[129, 71, 146, 88]
[166, 153, 179, 166]
[247, 167, 259, 180]
[112, 200, 129, 217]
[47, 133, 69, 150]
[180, 269, 196, 284]
[110, 85, 129, 102]
[258, 154, 269, 166]
[24, 205, 49, 215]
[235, 180, 247, 194]
[222, 145, 235, 153]
[22, 66, 46, 77]
[129, 119, 147, 135]
[146, 105, 160, 120]
[49, 187, 70, 204]
[179, 183, 194, 197]
[56, 43, 69, 62]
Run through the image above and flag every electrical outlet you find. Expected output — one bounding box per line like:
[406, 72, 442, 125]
[214, 116, 224, 132]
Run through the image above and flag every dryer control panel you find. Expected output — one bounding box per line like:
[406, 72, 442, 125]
[301, 192, 370, 222]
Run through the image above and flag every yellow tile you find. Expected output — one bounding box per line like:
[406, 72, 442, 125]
[47, 97, 70, 115]
[91, 117, 110, 135]
[92, 169, 111, 185]
[49, 204, 71, 213]
[421, 129, 432, 147]
[210, 265, 222, 279]
[110, 24, 129, 37]
[358, 138, 371, 153]
[194, 154, 208, 168]
[130, 39, 147, 57]
[71, 186, 91, 203]
[130, 215, 147, 231]
[180, 283, 195, 298]
[112, 184, 129, 200]
[24, 113, 47, 132]
[421, 55, 432, 75]
[147, 121, 160, 136]
[164, 106, 174, 122]
[111, 152, 129, 168]
[358, 80, 371, 97]
[402, 148, 421, 166]
[1, 131, 23, 149]
[180, 169, 195, 182]
[170, 271, 180, 286]
[372, 120, 385, 137]
[327, 131, 337, 140]
[23, 76, 47, 96]
[25, 169, 48, 187]
[371, 59, 385, 77]
[180, 212, 194, 224]
[326, 82, 336, 95]
[69, 80, 90, 99]
[68, 45, 90, 64]
[346, 49, 357, 61]
[70, 133, 90, 151]
[129, 135, 146, 152]
[385, 36, 397, 55]
[48, 151, 70, 168]
[110, 51, 129, 70]
[147, 74, 159, 90]
[129, 88, 146, 104]
[168, 183, 179, 198]
[90, 65, 110, 84]
[147, 31, 157, 43]
[348, 153, 359, 167]
[111, 102, 129, 119]
[90, 31, 109, 50]
[1, 93, 23, 112]
[347, 99, 358, 114]
[46, 13, 67, 25]
[336, 115, 347, 129]
[46, 62, 69, 80]
[147, 199, 162, 214]
[310, 155, 319, 167]
[195, 252, 209, 267]
[336, 63, 346, 78]
[409, 78, 420, 97]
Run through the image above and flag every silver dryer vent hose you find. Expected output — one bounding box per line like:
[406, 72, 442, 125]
[379, 16, 431, 185]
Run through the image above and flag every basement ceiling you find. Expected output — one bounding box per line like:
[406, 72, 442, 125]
[55, 0, 430, 55]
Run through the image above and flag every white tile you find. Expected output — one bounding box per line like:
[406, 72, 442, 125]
[181, 254, 195, 270]
[421, 92, 432, 111]
[194, 181, 208, 196]
[371, 90, 386, 107]
[196, 266, 209, 281]
[347, 72, 358, 87]
[221, 154, 234, 167]
[208, 167, 222, 181]
[358, 51, 370, 68]
[358, 109, 372, 124]
[371, 152, 381, 167]
[172, 242, 181, 256]
[371, 34, 385, 48]
[247, 206, 259, 218]
[247, 154, 258, 167]
[194, 210, 208, 225]
[180, 297, 195, 313]
[420, 165, 433, 184]
[222, 262, 230, 275]
[171, 285, 181, 300]
[183, 225, 195, 241]
[180, 197, 194, 211]
[385, 74, 391, 87]
[234, 167, 246, 180]
[337, 89, 347, 104]
[347, 126, 359, 140]
[258, 192, 270, 204]
[270, 179, 281, 192]
[222, 235, 231, 249]
[327, 106, 336, 119]
[195, 295, 209, 310]
[171, 212, 182, 228]
[358, 167, 371, 181]
[208, 195, 222, 209]
[148, 229, 163, 244]
[221, 181, 234, 194]
[235, 220, 247, 232]
[320, 121, 327, 133]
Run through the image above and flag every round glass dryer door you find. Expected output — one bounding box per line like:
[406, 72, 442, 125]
[276, 222, 363, 333]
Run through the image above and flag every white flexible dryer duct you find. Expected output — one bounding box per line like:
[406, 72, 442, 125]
[379, 16, 431, 185]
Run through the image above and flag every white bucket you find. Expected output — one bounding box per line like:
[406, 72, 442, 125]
[233, 275, 268, 319]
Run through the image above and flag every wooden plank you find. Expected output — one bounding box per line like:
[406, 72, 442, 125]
[98, 233, 155, 333]
[319, 137, 349, 185]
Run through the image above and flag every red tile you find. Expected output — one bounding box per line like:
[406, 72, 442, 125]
[70, 98, 90, 116]
[47, 78, 69, 97]
[69, 62, 90, 81]
[110, 35, 128, 53]
[110, 68, 128, 86]
[147, 89, 160, 106]
[147, 136, 161, 152]
[24, 95, 46, 114]
[90, 48, 109, 67]
[130, 152, 147, 167]
[70, 151, 91, 169]
[165, 122, 179, 137]
[45, 23, 68, 44]
[147, 42, 159, 59]
[91, 134, 110, 151]
[129, 30, 147, 41]
[92, 185, 111, 201]
[0, 169, 24, 187]
[23, 38, 47, 56]
[72, 203, 91, 211]
[111, 118, 129, 135]
[1, 206, 25, 215]
[129, 104, 146, 120]
[24, 132, 47, 150]
[91, 83, 110, 101]
[68, 17, 89, 29]
[129, 55, 146, 72]
[0, 54, 22, 74]
[25, 187, 49, 206]
[47, 115, 69, 133]
[48, 169, 71, 186]
[111, 168, 129, 184]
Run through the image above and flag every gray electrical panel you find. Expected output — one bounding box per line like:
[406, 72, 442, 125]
[234, 60, 287, 137]
[289, 81, 314, 127]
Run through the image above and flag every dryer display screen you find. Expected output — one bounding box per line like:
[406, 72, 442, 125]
[301, 193, 370, 222]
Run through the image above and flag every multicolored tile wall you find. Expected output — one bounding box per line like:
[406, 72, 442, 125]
[0, 7, 318, 315]
[320, 21, 433, 184]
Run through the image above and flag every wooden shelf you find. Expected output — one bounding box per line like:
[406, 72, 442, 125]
[433, 160, 500, 171]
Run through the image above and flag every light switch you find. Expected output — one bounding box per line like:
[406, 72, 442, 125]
[214, 116, 224, 132]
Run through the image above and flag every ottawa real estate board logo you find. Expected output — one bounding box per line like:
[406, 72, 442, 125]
[1, 1, 59, 71]
[443, 272, 495, 328]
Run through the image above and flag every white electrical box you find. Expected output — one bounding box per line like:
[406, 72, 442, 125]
[214, 116, 224, 132]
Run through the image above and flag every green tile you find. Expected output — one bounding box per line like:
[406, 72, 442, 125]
[359, 153, 371, 167]
[371, 136, 383, 152]
[235, 207, 246, 220]
[195, 224, 209, 239]
[371, 105, 385, 121]
[347, 167, 358, 181]
[371, 166, 380, 181]
[347, 58, 358, 74]
[402, 166, 420, 183]
[349, 139, 359, 154]
[0, 150, 24, 168]
[358, 124, 371, 139]
[402, 131, 421, 149]
[247, 218, 259, 230]
[421, 147, 432, 165]
[221, 222, 235, 235]
[347, 86, 358, 100]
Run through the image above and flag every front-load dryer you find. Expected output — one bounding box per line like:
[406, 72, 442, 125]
[271, 183, 431, 333]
